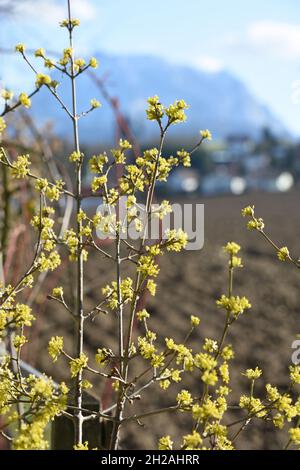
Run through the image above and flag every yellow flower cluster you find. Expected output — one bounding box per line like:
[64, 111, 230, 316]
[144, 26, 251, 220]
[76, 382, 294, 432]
[119, 163, 145, 194]
[277, 246, 290, 262]
[137, 309, 150, 321]
[0, 357, 68, 450]
[182, 431, 202, 450]
[11, 154, 31, 179]
[59, 47, 73, 67]
[34, 178, 64, 201]
[1, 89, 14, 101]
[243, 367, 262, 380]
[192, 396, 227, 423]
[37, 250, 61, 272]
[102, 277, 133, 310]
[91, 175, 107, 192]
[223, 241, 240, 255]
[177, 389, 193, 408]
[190, 315, 200, 327]
[158, 435, 173, 450]
[289, 428, 300, 445]
[31, 208, 57, 252]
[89, 57, 98, 69]
[95, 348, 112, 366]
[177, 149, 191, 167]
[13, 335, 27, 350]
[52, 286, 64, 298]
[35, 73, 52, 88]
[63, 228, 79, 260]
[111, 139, 132, 164]
[60, 18, 81, 29]
[69, 151, 83, 163]
[146, 96, 189, 125]
[74, 441, 89, 450]
[137, 256, 160, 277]
[146, 96, 164, 121]
[89, 152, 108, 173]
[70, 353, 88, 377]
[165, 99, 189, 124]
[19, 92, 31, 108]
[165, 228, 188, 252]
[290, 365, 300, 384]
[216, 294, 251, 318]
[15, 43, 26, 54]
[200, 129, 212, 140]
[0, 116, 6, 134]
[146, 279, 157, 296]
[242, 205, 265, 231]
[90, 98, 101, 109]
[48, 336, 64, 362]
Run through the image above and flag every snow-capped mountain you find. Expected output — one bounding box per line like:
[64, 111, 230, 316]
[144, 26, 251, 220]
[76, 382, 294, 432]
[29, 52, 286, 143]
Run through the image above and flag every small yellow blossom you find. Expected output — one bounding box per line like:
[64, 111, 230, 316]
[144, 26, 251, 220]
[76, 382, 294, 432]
[241, 205, 255, 217]
[165, 99, 189, 124]
[95, 348, 109, 366]
[35, 73, 52, 88]
[277, 246, 290, 262]
[137, 256, 160, 277]
[202, 369, 218, 386]
[243, 367, 262, 380]
[70, 353, 88, 377]
[48, 336, 63, 362]
[60, 18, 80, 28]
[69, 151, 82, 163]
[158, 436, 173, 450]
[0, 116, 6, 134]
[203, 338, 218, 353]
[11, 155, 31, 179]
[74, 441, 89, 450]
[146, 279, 157, 296]
[190, 315, 200, 327]
[90, 98, 101, 109]
[177, 149, 191, 167]
[289, 365, 300, 384]
[200, 129, 212, 140]
[223, 241, 241, 255]
[165, 228, 188, 252]
[1, 89, 14, 101]
[34, 48, 45, 58]
[89, 57, 98, 68]
[52, 287, 63, 298]
[19, 92, 31, 108]
[13, 335, 27, 349]
[91, 175, 107, 192]
[15, 43, 26, 53]
[182, 431, 202, 450]
[137, 309, 150, 321]
[216, 294, 251, 318]
[247, 218, 264, 231]
[177, 389, 193, 408]
[146, 95, 164, 121]
[289, 428, 300, 445]
[82, 380, 92, 390]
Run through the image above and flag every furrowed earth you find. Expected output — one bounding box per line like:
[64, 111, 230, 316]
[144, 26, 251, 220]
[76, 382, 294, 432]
[27, 190, 300, 450]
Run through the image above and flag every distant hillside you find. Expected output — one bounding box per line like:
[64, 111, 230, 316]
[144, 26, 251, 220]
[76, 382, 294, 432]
[29, 52, 286, 143]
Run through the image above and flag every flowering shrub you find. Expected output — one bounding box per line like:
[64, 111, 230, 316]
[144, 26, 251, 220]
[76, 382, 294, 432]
[0, 0, 299, 451]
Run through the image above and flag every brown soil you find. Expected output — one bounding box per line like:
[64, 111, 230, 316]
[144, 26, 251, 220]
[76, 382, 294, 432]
[31, 189, 300, 450]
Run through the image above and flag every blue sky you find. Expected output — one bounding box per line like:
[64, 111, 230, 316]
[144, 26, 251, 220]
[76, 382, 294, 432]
[1, 0, 300, 135]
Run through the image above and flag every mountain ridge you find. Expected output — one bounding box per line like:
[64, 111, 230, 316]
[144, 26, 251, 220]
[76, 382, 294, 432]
[29, 51, 287, 143]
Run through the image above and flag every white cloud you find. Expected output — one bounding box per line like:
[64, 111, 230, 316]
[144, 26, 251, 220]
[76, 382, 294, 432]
[18, 0, 96, 25]
[193, 55, 223, 73]
[245, 20, 300, 60]
[71, 0, 96, 21]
